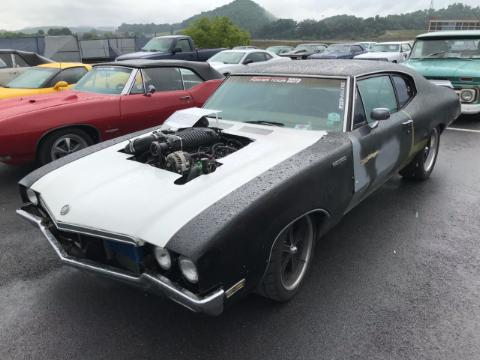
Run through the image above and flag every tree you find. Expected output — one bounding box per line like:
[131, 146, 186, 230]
[47, 27, 73, 36]
[183, 17, 250, 48]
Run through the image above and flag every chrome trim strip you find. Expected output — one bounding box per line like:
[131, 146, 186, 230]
[39, 197, 139, 245]
[16, 208, 225, 316]
[122, 68, 139, 96]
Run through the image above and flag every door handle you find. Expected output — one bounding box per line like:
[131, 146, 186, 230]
[402, 119, 413, 127]
[180, 95, 192, 102]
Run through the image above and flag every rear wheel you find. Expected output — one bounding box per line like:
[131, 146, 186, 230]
[259, 215, 315, 302]
[400, 127, 440, 181]
[38, 128, 93, 165]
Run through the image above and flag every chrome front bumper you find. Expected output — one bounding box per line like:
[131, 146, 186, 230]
[461, 103, 480, 115]
[17, 208, 225, 316]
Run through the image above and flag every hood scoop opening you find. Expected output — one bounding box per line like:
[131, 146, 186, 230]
[120, 126, 252, 185]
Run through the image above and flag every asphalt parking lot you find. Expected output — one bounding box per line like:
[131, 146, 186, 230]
[1, 115, 479, 360]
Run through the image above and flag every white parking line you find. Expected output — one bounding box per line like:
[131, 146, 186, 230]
[447, 127, 480, 134]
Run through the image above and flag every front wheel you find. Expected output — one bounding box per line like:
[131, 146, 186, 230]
[400, 127, 440, 181]
[38, 128, 93, 165]
[259, 215, 315, 302]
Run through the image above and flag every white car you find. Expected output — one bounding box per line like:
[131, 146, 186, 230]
[354, 42, 412, 63]
[207, 49, 290, 75]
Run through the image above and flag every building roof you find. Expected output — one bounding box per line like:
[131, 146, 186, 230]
[233, 59, 417, 78]
[96, 59, 223, 80]
[417, 30, 480, 39]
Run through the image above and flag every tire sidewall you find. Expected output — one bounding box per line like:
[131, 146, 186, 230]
[38, 128, 93, 165]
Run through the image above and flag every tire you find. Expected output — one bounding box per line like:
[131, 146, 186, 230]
[259, 215, 315, 302]
[400, 127, 440, 181]
[38, 128, 93, 165]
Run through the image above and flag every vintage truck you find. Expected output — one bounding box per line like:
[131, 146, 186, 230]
[404, 30, 480, 115]
[116, 35, 225, 62]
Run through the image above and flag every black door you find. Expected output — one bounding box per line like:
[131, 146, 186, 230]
[348, 75, 413, 209]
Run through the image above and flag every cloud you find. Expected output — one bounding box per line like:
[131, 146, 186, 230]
[1, 0, 478, 30]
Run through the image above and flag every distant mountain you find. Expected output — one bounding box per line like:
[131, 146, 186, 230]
[181, 0, 276, 34]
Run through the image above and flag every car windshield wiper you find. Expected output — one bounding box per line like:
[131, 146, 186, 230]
[244, 120, 285, 127]
[420, 51, 448, 59]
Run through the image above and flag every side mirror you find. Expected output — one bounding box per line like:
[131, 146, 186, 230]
[370, 108, 390, 121]
[173, 47, 182, 53]
[53, 81, 69, 90]
[243, 59, 254, 65]
[145, 84, 156, 96]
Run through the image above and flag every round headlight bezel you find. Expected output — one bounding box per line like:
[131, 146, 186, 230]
[154, 247, 172, 270]
[26, 188, 39, 206]
[179, 257, 199, 284]
[460, 89, 475, 103]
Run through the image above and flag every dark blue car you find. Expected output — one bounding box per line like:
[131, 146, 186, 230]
[308, 44, 366, 59]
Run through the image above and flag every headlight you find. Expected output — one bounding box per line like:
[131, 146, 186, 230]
[460, 89, 476, 103]
[179, 257, 199, 283]
[154, 247, 172, 270]
[26, 188, 39, 206]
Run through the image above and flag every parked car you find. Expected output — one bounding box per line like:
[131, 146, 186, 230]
[280, 43, 328, 59]
[232, 46, 258, 50]
[309, 43, 367, 59]
[0, 63, 91, 100]
[0, 49, 52, 86]
[404, 30, 480, 115]
[266, 45, 294, 55]
[355, 42, 377, 51]
[207, 49, 289, 75]
[116, 35, 225, 62]
[354, 42, 412, 62]
[0, 60, 223, 165]
[17, 60, 460, 315]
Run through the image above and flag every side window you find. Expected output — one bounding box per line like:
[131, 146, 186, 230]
[130, 70, 145, 94]
[245, 52, 267, 63]
[352, 45, 363, 53]
[180, 68, 203, 90]
[51, 67, 88, 85]
[0, 54, 13, 68]
[392, 75, 415, 108]
[0, 58, 7, 69]
[401, 44, 411, 53]
[264, 52, 273, 60]
[142, 67, 183, 91]
[13, 54, 29, 67]
[357, 75, 398, 123]
[176, 39, 192, 52]
[353, 88, 368, 129]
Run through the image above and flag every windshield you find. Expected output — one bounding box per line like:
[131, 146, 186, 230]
[410, 38, 480, 59]
[74, 67, 132, 94]
[204, 76, 347, 132]
[371, 44, 400, 52]
[325, 45, 350, 53]
[208, 51, 245, 64]
[141, 38, 174, 52]
[7, 67, 58, 89]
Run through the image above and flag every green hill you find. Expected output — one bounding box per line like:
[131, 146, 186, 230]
[181, 0, 276, 34]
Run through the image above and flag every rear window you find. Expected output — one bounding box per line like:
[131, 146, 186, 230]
[204, 75, 348, 132]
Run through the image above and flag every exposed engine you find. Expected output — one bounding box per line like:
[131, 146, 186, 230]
[123, 126, 251, 184]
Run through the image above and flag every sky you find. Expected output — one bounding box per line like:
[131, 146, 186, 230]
[1, 0, 478, 31]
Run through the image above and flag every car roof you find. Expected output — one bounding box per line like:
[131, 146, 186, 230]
[218, 49, 267, 54]
[376, 41, 407, 44]
[416, 30, 480, 39]
[96, 59, 223, 80]
[233, 59, 417, 78]
[0, 49, 53, 64]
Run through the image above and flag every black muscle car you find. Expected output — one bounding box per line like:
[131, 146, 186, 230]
[17, 60, 460, 316]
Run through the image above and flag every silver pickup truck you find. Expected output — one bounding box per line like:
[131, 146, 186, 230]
[0, 49, 52, 86]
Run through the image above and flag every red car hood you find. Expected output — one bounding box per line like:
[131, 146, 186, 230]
[0, 90, 109, 119]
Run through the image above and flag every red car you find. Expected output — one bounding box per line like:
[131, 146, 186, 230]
[0, 60, 223, 165]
